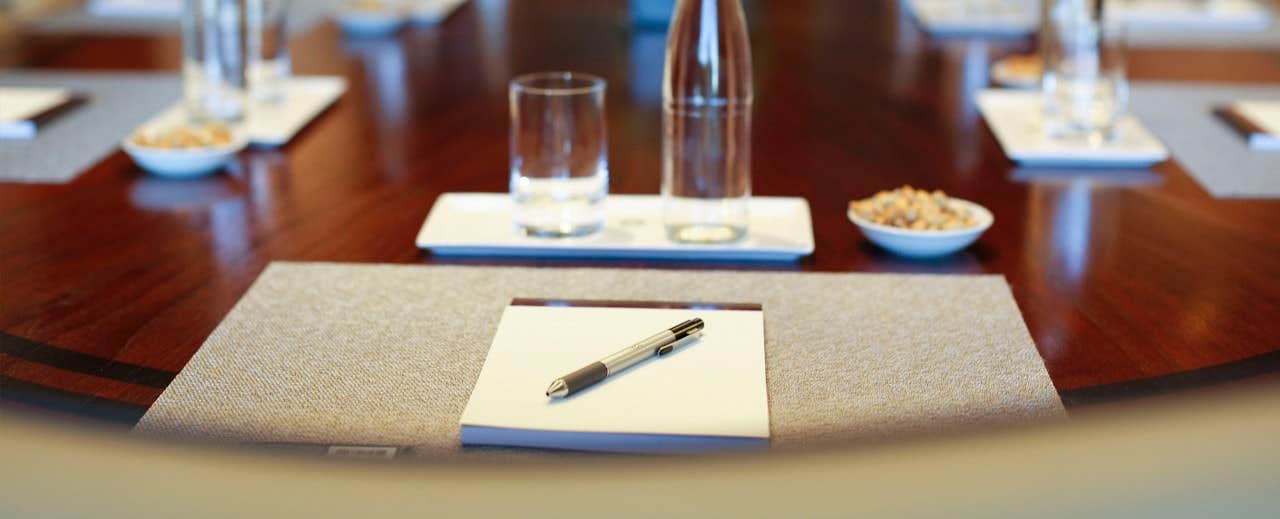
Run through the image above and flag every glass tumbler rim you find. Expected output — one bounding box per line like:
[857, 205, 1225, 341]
[510, 71, 606, 96]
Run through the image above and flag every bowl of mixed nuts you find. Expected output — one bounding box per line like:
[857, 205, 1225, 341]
[122, 122, 248, 178]
[847, 186, 993, 258]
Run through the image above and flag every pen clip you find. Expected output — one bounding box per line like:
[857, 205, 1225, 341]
[657, 333, 701, 357]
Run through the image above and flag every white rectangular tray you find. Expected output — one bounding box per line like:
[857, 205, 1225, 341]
[907, 0, 1271, 37]
[88, 0, 181, 19]
[1113, 0, 1272, 32]
[906, 0, 1038, 36]
[416, 193, 814, 262]
[142, 76, 346, 147]
[977, 89, 1169, 168]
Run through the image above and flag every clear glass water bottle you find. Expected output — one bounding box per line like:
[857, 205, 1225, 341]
[661, 0, 753, 244]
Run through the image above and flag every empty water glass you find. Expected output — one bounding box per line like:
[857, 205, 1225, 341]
[247, 0, 291, 103]
[1041, 0, 1128, 142]
[183, 0, 249, 122]
[509, 72, 609, 238]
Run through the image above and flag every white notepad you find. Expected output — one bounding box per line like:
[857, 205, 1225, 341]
[0, 87, 74, 140]
[1221, 100, 1280, 151]
[460, 300, 770, 453]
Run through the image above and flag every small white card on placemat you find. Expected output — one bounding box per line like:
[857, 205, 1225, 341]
[460, 300, 770, 453]
[0, 87, 75, 140]
[1219, 100, 1280, 151]
[415, 193, 815, 262]
[139, 76, 346, 147]
[977, 89, 1169, 168]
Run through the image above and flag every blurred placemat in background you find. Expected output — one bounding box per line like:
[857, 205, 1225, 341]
[1131, 82, 1280, 198]
[0, 71, 180, 184]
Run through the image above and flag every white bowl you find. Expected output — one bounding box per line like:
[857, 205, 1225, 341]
[122, 133, 248, 179]
[847, 198, 994, 258]
[336, 9, 407, 37]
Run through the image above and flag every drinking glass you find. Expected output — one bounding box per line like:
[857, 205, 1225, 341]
[183, 0, 250, 122]
[1040, 0, 1128, 142]
[247, 0, 291, 104]
[509, 72, 609, 237]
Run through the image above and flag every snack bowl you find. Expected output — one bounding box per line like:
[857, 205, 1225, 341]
[990, 54, 1040, 89]
[122, 130, 248, 179]
[847, 198, 994, 258]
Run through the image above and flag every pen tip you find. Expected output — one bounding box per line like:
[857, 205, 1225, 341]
[546, 379, 568, 398]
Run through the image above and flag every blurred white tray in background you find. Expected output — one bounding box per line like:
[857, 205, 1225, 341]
[141, 76, 346, 147]
[906, 0, 1039, 36]
[1113, 0, 1272, 31]
[88, 0, 181, 19]
[907, 0, 1272, 37]
[977, 89, 1169, 168]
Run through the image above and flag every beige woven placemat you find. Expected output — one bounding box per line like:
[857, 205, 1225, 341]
[135, 262, 1064, 457]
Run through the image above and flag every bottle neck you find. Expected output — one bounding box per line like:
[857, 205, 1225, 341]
[664, 0, 753, 103]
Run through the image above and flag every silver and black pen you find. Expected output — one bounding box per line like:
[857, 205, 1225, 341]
[545, 318, 704, 398]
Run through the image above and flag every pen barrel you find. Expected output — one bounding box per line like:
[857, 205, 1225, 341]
[600, 330, 674, 374]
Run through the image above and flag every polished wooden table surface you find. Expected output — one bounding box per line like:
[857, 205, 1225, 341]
[2, 1, 1279, 424]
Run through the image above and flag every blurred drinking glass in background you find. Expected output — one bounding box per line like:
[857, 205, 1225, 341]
[1040, 0, 1128, 142]
[509, 72, 609, 238]
[247, 0, 291, 104]
[183, 0, 249, 122]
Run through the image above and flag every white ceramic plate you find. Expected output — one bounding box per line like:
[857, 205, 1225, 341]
[847, 198, 994, 259]
[122, 132, 248, 178]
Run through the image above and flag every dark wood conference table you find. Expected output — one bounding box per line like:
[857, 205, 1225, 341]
[2, 0, 1279, 425]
